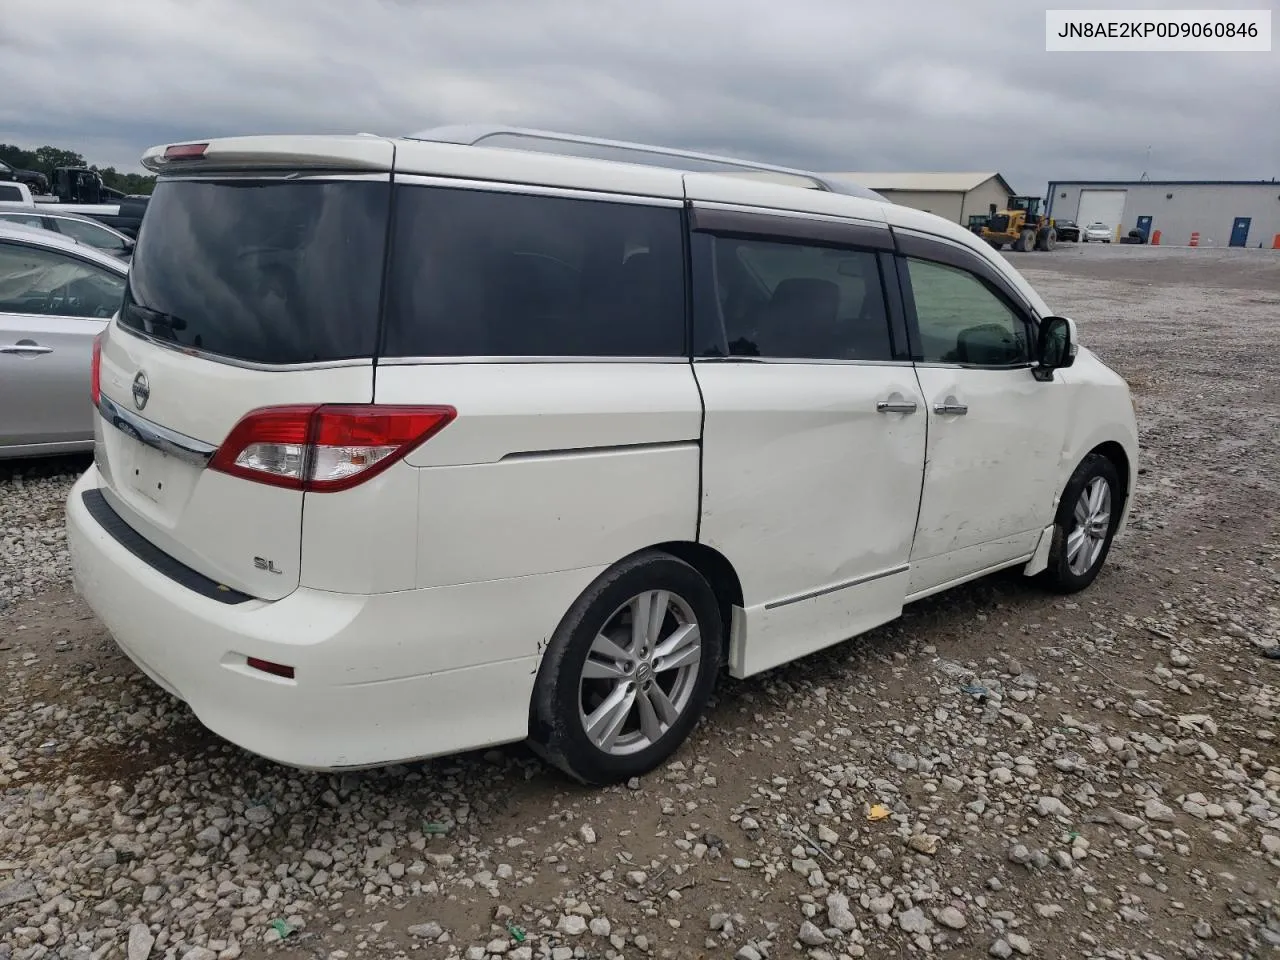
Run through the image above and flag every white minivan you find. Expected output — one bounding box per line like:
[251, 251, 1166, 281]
[66, 128, 1138, 784]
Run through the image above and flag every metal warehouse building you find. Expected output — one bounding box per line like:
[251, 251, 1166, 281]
[829, 172, 1015, 226]
[1047, 180, 1280, 248]
[723, 171, 1015, 226]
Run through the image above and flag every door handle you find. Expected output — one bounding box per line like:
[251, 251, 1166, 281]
[933, 400, 969, 415]
[876, 399, 919, 414]
[0, 343, 54, 355]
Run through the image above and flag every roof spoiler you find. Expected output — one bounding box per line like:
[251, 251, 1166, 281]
[141, 135, 395, 174]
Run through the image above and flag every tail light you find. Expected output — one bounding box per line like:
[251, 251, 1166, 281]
[209, 405, 455, 492]
[90, 332, 103, 407]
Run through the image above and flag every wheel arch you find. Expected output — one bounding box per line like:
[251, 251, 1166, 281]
[1089, 440, 1132, 516]
[652, 540, 744, 662]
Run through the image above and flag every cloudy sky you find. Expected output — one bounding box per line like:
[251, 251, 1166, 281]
[1, 0, 1275, 195]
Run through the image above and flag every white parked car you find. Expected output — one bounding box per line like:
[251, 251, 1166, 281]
[1082, 222, 1113, 243]
[66, 129, 1139, 784]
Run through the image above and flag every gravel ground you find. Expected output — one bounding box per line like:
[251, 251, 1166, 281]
[1, 245, 1278, 960]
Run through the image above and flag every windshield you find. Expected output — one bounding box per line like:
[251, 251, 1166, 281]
[119, 178, 389, 364]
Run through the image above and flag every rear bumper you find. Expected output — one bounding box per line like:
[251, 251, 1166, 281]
[66, 466, 598, 769]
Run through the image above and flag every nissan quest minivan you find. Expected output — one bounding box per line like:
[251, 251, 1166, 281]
[66, 128, 1138, 785]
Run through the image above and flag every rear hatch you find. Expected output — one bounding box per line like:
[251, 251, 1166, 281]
[93, 137, 395, 599]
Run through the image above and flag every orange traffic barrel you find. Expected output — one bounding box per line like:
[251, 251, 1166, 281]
[1189, 232, 1200, 247]
[1151, 229, 1161, 245]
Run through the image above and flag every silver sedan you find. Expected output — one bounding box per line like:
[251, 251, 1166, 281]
[0, 222, 128, 458]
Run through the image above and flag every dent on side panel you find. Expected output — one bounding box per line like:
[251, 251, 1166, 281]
[413, 444, 701, 589]
[372, 360, 705, 588]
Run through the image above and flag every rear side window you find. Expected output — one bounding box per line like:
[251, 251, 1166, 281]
[0, 184, 24, 201]
[382, 185, 686, 358]
[120, 179, 389, 364]
[692, 233, 893, 361]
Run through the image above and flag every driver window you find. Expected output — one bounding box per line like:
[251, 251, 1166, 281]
[0, 242, 125, 319]
[906, 258, 1029, 366]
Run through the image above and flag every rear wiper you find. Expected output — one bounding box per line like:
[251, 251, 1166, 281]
[126, 302, 188, 333]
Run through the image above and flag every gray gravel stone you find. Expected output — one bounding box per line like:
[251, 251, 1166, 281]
[798, 920, 827, 946]
[127, 925, 155, 960]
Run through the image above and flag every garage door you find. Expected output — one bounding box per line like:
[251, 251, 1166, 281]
[1076, 189, 1127, 235]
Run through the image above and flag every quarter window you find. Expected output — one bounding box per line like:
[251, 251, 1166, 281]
[0, 242, 124, 318]
[905, 258, 1030, 366]
[382, 185, 686, 358]
[54, 217, 129, 253]
[693, 234, 893, 361]
[0, 213, 46, 229]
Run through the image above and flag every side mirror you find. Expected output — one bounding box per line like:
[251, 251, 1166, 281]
[1036, 316, 1078, 379]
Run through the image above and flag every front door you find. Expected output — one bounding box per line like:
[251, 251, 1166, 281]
[897, 243, 1071, 598]
[685, 203, 927, 677]
[1230, 217, 1251, 247]
[0, 240, 121, 448]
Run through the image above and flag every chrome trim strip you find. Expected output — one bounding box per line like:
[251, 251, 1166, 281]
[98, 395, 217, 466]
[764, 564, 909, 610]
[390, 174, 684, 206]
[914, 361, 1034, 371]
[116, 324, 372, 371]
[378, 355, 688, 366]
[158, 171, 391, 183]
[694, 356, 914, 367]
[499, 440, 697, 462]
[690, 200, 890, 232]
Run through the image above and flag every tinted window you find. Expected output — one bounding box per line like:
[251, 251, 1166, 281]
[120, 179, 388, 364]
[906, 258, 1029, 366]
[0, 184, 24, 201]
[692, 233, 892, 360]
[0, 242, 124, 318]
[0, 213, 46, 229]
[382, 185, 685, 358]
[54, 217, 128, 253]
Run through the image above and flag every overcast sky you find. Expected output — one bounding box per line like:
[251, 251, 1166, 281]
[1, 0, 1275, 195]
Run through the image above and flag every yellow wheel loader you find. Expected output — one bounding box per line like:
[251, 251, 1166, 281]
[980, 196, 1057, 252]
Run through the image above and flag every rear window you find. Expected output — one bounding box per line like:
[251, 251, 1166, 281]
[120, 179, 389, 364]
[382, 185, 686, 358]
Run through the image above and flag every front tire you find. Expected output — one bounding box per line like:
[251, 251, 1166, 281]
[1040, 453, 1123, 593]
[529, 551, 724, 785]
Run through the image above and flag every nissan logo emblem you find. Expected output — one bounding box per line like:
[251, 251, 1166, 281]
[132, 371, 150, 410]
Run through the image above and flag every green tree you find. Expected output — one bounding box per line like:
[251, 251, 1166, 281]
[0, 142, 155, 196]
[33, 146, 86, 174]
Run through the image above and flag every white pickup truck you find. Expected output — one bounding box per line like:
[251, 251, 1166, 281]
[0, 177, 148, 238]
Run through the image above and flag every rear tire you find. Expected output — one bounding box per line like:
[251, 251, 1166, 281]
[529, 551, 723, 785]
[1039, 453, 1122, 594]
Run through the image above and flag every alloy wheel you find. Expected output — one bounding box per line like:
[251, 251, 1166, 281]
[1067, 476, 1112, 576]
[577, 590, 702, 756]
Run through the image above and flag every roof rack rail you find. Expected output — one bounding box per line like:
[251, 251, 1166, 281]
[404, 125, 887, 202]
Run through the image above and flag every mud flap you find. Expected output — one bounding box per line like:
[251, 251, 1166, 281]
[1022, 523, 1057, 577]
[727, 605, 749, 679]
